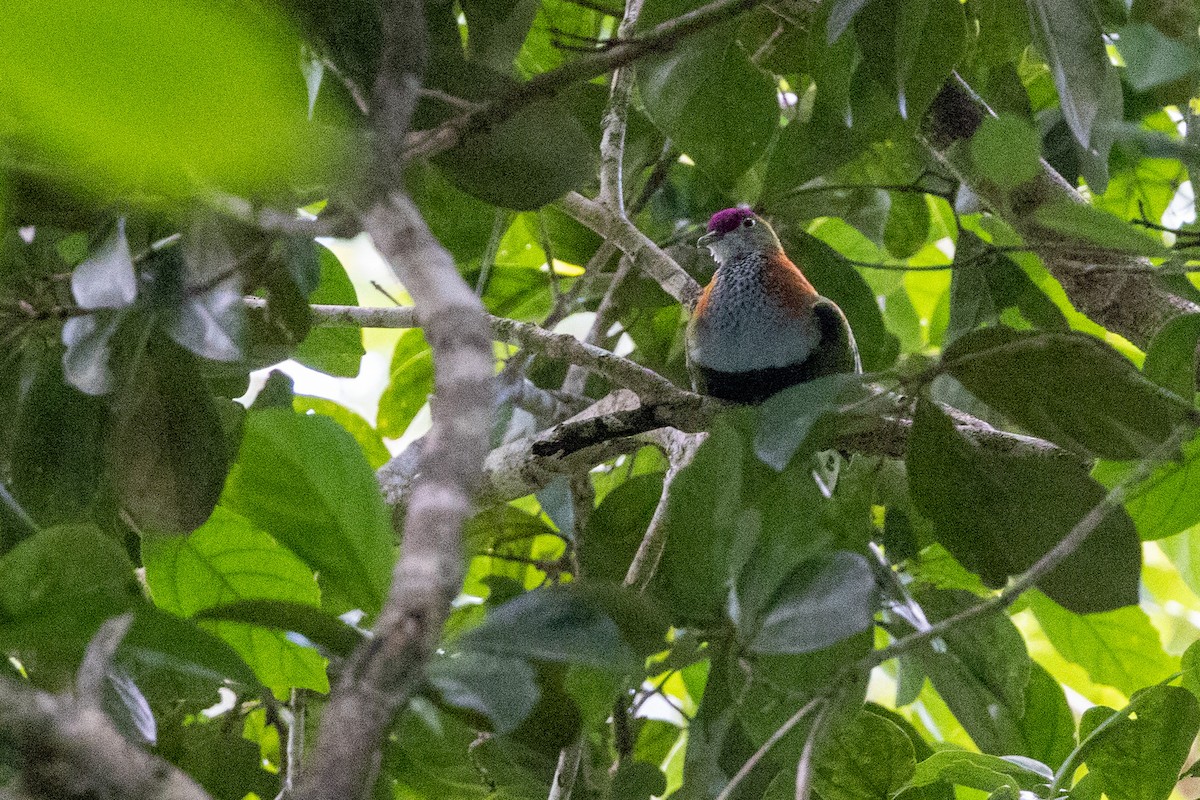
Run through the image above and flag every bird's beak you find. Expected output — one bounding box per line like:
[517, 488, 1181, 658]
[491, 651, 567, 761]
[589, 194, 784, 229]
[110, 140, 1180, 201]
[697, 231, 719, 249]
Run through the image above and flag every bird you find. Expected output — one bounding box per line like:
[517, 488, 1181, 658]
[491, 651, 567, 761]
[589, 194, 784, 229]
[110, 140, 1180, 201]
[685, 207, 860, 404]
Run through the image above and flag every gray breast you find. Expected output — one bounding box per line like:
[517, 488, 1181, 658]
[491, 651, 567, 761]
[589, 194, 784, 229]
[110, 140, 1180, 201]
[687, 262, 818, 373]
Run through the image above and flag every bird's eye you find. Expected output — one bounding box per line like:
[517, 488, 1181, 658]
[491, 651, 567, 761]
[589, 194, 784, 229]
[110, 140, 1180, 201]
[742, 218, 755, 228]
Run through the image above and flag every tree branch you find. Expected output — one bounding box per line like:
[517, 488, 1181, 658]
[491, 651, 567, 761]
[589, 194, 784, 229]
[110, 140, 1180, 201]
[558, 191, 702, 308]
[921, 76, 1200, 348]
[403, 0, 764, 161]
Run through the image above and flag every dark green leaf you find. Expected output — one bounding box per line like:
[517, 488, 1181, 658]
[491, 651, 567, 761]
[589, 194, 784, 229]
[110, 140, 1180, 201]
[894, 0, 968, 122]
[909, 588, 1032, 756]
[657, 419, 744, 622]
[1084, 685, 1200, 800]
[377, 329, 434, 438]
[1143, 312, 1200, 400]
[580, 473, 665, 583]
[222, 409, 394, 615]
[753, 374, 868, 471]
[1031, 202, 1167, 257]
[102, 668, 156, 744]
[436, 95, 595, 210]
[1115, 23, 1200, 92]
[293, 245, 364, 377]
[827, 0, 873, 41]
[0, 524, 138, 678]
[941, 327, 1190, 459]
[428, 651, 539, 734]
[1019, 661, 1076, 771]
[1026, 0, 1123, 150]
[781, 231, 901, 372]
[811, 708, 917, 800]
[11, 351, 106, 525]
[118, 606, 263, 693]
[971, 115, 1043, 189]
[109, 339, 229, 534]
[746, 551, 878, 654]
[908, 400, 1141, 613]
[1182, 639, 1200, 699]
[610, 760, 668, 800]
[165, 217, 244, 362]
[62, 310, 127, 396]
[156, 714, 280, 800]
[195, 599, 364, 658]
[638, 5, 777, 187]
[885, 192, 931, 259]
[461, 0, 540, 73]
[1029, 592, 1176, 695]
[458, 582, 669, 671]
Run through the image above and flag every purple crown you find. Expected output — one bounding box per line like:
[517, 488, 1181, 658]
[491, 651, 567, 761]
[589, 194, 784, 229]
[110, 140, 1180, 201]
[706, 207, 756, 235]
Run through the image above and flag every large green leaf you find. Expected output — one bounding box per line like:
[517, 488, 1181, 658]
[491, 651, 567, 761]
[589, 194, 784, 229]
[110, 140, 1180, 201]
[1142, 312, 1200, 401]
[1114, 23, 1200, 92]
[809, 708, 918, 800]
[908, 588, 1032, 756]
[908, 401, 1141, 613]
[194, 599, 364, 658]
[970, 115, 1043, 189]
[10, 350, 106, 526]
[941, 327, 1191, 460]
[753, 374, 868, 471]
[109, 338, 230, 534]
[1025, 0, 1122, 150]
[221, 409, 394, 615]
[656, 419, 744, 623]
[1031, 202, 1167, 256]
[1029, 592, 1176, 695]
[0, 524, 138, 679]
[142, 506, 328, 694]
[907, 750, 1051, 793]
[1083, 686, 1200, 800]
[427, 651, 540, 735]
[745, 551, 878, 654]
[637, 0, 777, 187]
[0, 0, 338, 195]
[893, 0, 968, 122]
[458, 582, 669, 672]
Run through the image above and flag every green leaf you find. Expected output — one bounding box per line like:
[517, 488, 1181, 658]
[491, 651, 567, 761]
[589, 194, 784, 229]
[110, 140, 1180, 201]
[637, 5, 777, 187]
[1115, 23, 1200, 92]
[377, 329, 434, 438]
[119, 606, 263, 692]
[580, 473, 665, 583]
[1093, 430, 1200, 541]
[1031, 202, 1167, 256]
[885, 192, 931, 259]
[1084, 685, 1200, 800]
[1020, 661, 1076, 770]
[971, 115, 1043, 189]
[746, 551, 878, 654]
[1026, 0, 1123, 150]
[293, 245, 363, 378]
[827, 0, 873, 42]
[458, 582, 669, 672]
[1183, 639, 1200, 699]
[894, 0, 968, 122]
[142, 506, 328, 694]
[907, 750, 1051, 792]
[436, 93, 595, 210]
[222, 409, 394, 615]
[941, 327, 1190, 460]
[460, 0, 540, 73]
[753, 374, 868, 471]
[165, 218, 244, 362]
[1143, 312, 1200, 401]
[0, 525, 138, 673]
[781, 231, 901, 372]
[656, 419, 744, 622]
[908, 400, 1141, 613]
[427, 651, 539, 735]
[1029, 592, 1176, 695]
[109, 339, 230, 534]
[0, 0, 337, 196]
[194, 599, 364, 658]
[811, 708, 917, 800]
[909, 588, 1032, 756]
[293, 396, 390, 470]
[11, 351, 106, 526]
[611, 761, 668, 800]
